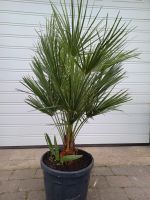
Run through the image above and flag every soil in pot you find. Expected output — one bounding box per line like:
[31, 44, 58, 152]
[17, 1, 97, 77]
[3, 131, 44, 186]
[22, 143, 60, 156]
[43, 149, 92, 171]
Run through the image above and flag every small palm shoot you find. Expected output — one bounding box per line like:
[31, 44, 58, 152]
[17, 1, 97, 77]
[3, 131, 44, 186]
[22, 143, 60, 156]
[45, 134, 82, 164]
[21, 0, 138, 164]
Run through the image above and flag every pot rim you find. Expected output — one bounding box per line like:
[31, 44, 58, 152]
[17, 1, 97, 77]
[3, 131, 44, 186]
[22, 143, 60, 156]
[41, 149, 94, 177]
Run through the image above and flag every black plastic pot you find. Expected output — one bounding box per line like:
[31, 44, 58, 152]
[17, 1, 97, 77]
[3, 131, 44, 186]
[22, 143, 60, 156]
[41, 149, 94, 200]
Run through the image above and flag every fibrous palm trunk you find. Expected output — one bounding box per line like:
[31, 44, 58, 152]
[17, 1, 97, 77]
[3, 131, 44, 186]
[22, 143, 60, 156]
[61, 124, 76, 156]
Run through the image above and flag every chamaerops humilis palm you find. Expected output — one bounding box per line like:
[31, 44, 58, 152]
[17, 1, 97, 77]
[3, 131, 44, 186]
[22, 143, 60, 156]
[21, 0, 138, 157]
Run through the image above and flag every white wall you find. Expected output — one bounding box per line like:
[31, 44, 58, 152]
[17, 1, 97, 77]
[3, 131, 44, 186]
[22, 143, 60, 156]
[0, 0, 150, 146]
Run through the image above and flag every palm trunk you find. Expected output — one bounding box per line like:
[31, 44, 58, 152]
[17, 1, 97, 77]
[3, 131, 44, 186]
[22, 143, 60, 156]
[61, 124, 75, 156]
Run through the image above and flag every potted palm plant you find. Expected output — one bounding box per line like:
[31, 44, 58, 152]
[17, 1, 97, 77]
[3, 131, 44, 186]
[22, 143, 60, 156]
[21, 0, 137, 199]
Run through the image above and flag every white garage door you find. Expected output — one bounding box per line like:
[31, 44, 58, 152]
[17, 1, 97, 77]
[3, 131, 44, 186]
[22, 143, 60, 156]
[0, 0, 150, 146]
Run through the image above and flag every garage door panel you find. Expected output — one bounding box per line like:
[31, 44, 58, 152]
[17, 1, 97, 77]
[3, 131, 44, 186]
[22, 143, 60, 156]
[0, 60, 30, 70]
[0, 48, 34, 59]
[89, 114, 150, 124]
[0, 13, 47, 25]
[0, 135, 46, 146]
[0, 71, 33, 81]
[1, 92, 150, 104]
[76, 134, 149, 144]
[115, 83, 150, 93]
[0, 133, 148, 146]
[1, 1, 52, 15]
[0, 48, 150, 62]
[0, 104, 41, 114]
[0, 82, 22, 92]
[0, 113, 149, 125]
[0, 104, 149, 114]
[0, 62, 150, 73]
[0, 92, 150, 104]
[0, 123, 148, 136]
[0, 71, 150, 82]
[0, 37, 37, 47]
[1, 0, 150, 19]
[1, 82, 150, 93]
[126, 42, 150, 52]
[0, 36, 149, 51]
[0, 23, 149, 42]
[123, 64, 150, 73]
[0, 33, 148, 46]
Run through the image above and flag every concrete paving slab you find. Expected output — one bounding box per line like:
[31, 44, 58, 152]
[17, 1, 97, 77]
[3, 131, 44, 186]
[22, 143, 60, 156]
[9, 169, 36, 180]
[0, 192, 26, 200]
[106, 176, 133, 188]
[124, 187, 150, 200]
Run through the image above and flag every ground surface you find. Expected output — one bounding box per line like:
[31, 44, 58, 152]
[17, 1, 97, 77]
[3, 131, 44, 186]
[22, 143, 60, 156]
[0, 146, 150, 200]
